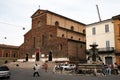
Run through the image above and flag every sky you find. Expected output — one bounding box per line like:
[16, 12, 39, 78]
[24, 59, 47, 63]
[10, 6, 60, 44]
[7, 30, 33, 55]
[0, 0, 120, 46]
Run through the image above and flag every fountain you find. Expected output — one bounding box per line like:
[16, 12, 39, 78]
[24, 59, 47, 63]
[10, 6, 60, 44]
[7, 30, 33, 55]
[87, 43, 102, 64]
[77, 43, 102, 75]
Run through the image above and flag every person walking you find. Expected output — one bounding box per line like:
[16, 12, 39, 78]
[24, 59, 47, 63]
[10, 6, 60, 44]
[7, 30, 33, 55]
[53, 65, 57, 74]
[101, 63, 106, 76]
[33, 63, 40, 77]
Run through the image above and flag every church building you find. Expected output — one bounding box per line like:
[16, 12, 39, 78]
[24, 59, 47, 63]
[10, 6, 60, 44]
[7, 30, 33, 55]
[19, 9, 86, 62]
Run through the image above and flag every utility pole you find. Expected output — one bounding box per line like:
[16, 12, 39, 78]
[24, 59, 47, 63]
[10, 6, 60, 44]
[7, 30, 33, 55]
[96, 5, 101, 22]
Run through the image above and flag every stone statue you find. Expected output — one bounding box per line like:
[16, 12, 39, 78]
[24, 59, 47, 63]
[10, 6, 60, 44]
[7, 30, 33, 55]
[87, 43, 102, 64]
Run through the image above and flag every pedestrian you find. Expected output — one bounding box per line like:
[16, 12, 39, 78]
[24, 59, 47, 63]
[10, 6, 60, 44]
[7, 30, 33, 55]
[43, 61, 48, 72]
[75, 64, 78, 73]
[114, 63, 119, 75]
[101, 63, 106, 76]
[60, 66, 63, 74]
[106, 64, 112, 75]
[33, 63, 40, 77]
[53, 65, 57, 74]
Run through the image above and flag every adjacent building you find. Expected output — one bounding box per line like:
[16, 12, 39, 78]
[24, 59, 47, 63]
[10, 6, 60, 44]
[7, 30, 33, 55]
[86, 15, 120, 64]
[112, 15, 120, 64]
[0, 44, 19, 58]
[19, 9, 86, 62]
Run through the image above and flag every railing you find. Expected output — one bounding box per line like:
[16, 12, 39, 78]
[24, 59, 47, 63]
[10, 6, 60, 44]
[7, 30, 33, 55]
[98, 47, 114, 52]
[87, 47, 114, 52]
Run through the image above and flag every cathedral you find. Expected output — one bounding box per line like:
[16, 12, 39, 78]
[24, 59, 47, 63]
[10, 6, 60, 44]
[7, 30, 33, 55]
[19, 9, 86, 62]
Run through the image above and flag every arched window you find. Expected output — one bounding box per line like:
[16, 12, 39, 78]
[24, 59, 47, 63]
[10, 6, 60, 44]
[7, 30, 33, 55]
[83, 29, 85, 34]
[59, 44, 62, 50]
[71, 36, 73, 39]
[37, 21, 41, 27]
[62, 34, 64, 38]
[50, 34, 53, 38]
[71, 26, 74, 31]
[55, 21, 59, 26]
[49, 34, 53, 39]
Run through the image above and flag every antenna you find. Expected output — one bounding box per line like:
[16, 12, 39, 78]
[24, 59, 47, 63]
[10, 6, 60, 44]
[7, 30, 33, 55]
[96, 5, 101, 22]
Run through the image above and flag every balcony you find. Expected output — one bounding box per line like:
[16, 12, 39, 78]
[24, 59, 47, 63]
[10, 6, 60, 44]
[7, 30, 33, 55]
[98, 47, 114, 52]
[86, 47, 115, 54]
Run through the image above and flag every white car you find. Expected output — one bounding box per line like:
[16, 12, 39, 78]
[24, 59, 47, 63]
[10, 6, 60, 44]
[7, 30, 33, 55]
[61, 64, 76, 70]
[0, 66, 10, 78]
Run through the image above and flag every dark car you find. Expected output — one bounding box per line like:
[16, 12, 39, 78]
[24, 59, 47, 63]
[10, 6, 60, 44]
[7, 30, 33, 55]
[0, 66, 10, 78]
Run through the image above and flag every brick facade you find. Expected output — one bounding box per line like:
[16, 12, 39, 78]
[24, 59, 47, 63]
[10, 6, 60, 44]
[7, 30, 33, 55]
[19, 9, 86, 61]
[0, 44, 19, 58]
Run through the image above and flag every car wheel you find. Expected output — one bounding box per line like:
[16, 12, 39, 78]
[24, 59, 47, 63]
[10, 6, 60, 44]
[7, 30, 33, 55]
[55, 67, 59, 70]
[7, 76, 10, 79]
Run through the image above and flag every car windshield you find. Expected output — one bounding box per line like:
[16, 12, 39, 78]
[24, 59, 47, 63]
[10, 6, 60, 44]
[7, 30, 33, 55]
[0, 66, 9, 71]
[64, 64, 68, 66]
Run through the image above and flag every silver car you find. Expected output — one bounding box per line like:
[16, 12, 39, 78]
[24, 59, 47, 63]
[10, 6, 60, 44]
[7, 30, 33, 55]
[0, 66, 10, 78]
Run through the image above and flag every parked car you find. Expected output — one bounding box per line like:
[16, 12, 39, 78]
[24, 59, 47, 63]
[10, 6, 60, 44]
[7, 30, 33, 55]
[61, 64, 76, 70]
[0, 66, 10, 78]
[55, 63, 76, 71]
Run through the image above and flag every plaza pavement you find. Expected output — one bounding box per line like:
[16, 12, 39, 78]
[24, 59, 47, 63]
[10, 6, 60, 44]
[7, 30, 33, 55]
[4, 61, 120, 80]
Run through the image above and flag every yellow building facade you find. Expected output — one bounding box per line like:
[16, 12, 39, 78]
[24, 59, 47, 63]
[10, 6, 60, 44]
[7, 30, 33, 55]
[112, 15, 120, 64]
